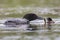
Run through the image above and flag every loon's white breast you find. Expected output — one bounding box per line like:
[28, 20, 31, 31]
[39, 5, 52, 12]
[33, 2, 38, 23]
[30, 19, 45, 26]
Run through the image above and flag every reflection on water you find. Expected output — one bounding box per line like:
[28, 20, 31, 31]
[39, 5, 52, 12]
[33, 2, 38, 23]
[0, 18, 60, 40]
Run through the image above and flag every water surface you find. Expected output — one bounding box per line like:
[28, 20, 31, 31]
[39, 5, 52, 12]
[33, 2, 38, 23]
[0, 18, 60, 40]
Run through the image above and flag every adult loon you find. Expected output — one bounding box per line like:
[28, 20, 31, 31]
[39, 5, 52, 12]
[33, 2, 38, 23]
[4, 13, 46, 27]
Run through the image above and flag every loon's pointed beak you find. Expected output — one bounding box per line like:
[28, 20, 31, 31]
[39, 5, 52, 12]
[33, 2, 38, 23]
[38, 17, 44, 20]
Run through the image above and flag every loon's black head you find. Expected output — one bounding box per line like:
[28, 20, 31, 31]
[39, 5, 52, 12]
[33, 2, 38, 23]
[23, 13, 39, 21]
[47, 17, 52, 21]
